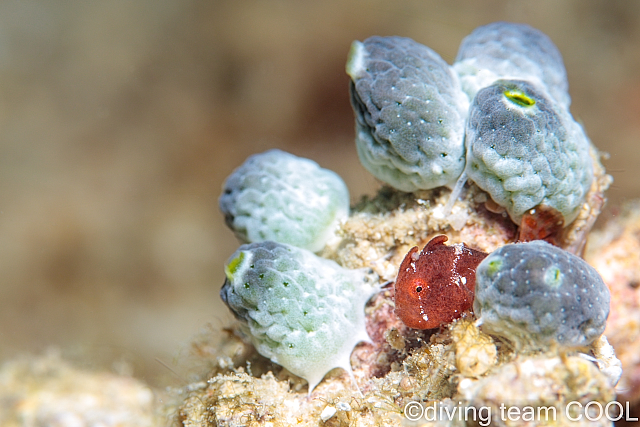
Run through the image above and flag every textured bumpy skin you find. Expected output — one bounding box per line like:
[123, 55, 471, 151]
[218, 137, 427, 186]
[220, 241, 379, 391]
[346, 36, 469, 192]
[474, 241, 610, 349]
[454, 21, 570, 107]
[465, 80, 592, 224]
[219, 149, 349, 252]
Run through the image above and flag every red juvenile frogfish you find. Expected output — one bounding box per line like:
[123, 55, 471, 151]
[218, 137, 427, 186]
[394, 235, 488, 329]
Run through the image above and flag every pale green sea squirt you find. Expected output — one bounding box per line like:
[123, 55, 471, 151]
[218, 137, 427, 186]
[219, 149, 350, 252]
[220, 241, 379, 392]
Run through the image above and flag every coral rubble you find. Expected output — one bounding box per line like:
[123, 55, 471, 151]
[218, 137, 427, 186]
[0, 351, 158, 427]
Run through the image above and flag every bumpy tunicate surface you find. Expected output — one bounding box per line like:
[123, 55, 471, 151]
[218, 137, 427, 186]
[465, 79, 592, 224]
[220, 241, 378, 391]
[474, 240, 610, 349]
[346, 36, 469, 192]
[454, 21, 570, 107]
[219, 149, 349, 252]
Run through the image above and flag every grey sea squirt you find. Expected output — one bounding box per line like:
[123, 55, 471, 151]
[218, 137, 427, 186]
[464, 79, 593, 225]
[474, 240, 610, 349]
[454, 21, 571, 107]
[346, 36, 469, 192]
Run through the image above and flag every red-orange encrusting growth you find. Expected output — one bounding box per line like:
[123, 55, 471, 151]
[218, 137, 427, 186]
[518, 204, 565, 246]
[394, 235, 488, 329]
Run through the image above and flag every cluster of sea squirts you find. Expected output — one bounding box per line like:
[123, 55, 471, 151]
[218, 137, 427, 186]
[217, 22, 611, 392]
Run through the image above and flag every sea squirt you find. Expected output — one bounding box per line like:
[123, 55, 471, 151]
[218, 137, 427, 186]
[220, 241, 379, 392]
[394, 235, 488, 329]
[346, 36, 468, 192]
[474, 240, 610, 349]
[463, 79, 593, 226]
[219, 149, 349, 252]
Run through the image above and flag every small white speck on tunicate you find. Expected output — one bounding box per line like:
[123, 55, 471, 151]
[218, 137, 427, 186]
[321, 406, 337, 422]
[461, 277, 467, 285]
[422, 314, 429, 321]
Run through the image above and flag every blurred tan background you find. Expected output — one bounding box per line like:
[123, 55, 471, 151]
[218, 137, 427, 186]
[0, 0, 638, 386]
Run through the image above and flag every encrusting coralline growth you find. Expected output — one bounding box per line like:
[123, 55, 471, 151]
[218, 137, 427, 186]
[173, 21, 633, 427]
